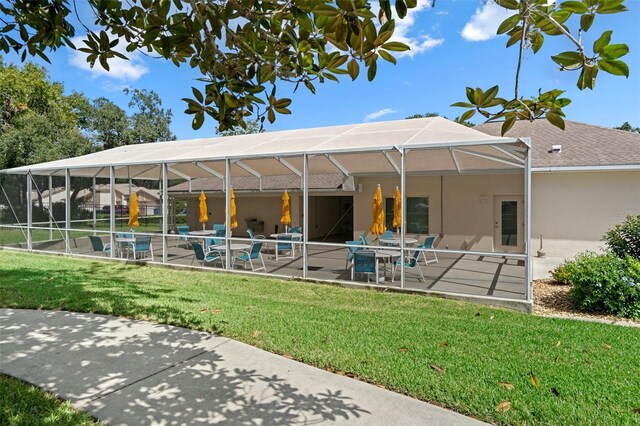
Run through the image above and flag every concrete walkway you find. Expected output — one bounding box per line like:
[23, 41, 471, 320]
[0, 309, 485, 425]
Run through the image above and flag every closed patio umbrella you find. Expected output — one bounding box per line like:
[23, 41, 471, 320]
[229, 188, 238, 229]
[198, 191, 208, 230]
[127, 192, 139, 229]
[281, 189, 291, 231]
[392, 186, 401, 231]
[370, 184, 386, 236]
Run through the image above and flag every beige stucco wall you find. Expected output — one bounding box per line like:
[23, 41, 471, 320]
[354, 174, 524, 252]
[531, 171, 640, 258]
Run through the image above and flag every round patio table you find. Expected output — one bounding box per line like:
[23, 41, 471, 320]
[115, 237, 135, 258]
[379, 237, 418, 246]
[189, 230, 219, 236]
[270, 233, 303, 256]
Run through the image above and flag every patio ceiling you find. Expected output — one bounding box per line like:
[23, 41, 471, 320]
[1, 117, 528, 180]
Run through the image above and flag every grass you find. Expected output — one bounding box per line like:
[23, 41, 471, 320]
[0, 374, 102, 425]
[0, 223, 161, 246]
[1, 250, 639, 425]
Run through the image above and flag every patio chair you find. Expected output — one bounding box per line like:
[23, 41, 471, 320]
[275, 235, 294, 261]
[191, 242, 224, 268]
[205, 237, 225, 251]
[247, 229, 267, 252]
[359, 233, 369, 246]
[345, 240, 363, 269]
[351, 250, 377, 283]
[213, 224, 225, 233]
[132, 236, 154, 261]
[419, 235, 438, 265]
[380, 230, 394, 246]
[89, 236, 111, 256]
[176, 225, 191, 248]
[115, 232, 135, 257]
[288, 226, 302, 234]
[234, 241, 266, 271]
[391, 249, 425, 283]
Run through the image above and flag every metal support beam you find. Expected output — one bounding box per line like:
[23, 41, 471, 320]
[400, 149, 406, 288]
[234, 160, 262, 179]
[383, 151, 401, 174]
[523, 139, 532, 303]
[325, 154, 349, 176]
[48, 174, 53, 240]
[92, 167, 105, 178]
[167, 165, 192, 181]
[225, 159, 232, 269]
[194, 162, 225, 180]
[162, 163, 169, 263]
[109, 166, 115, 259]
[65, 169, 71, 254]
[276, 157, 302, 177]
[302, 154, 309, 279]
[491, 145, 525, 164]
[92, 177, 97, 235]
[131, 165, 156, 179]
[26, 173, 32, 250]
[453, 148, 524, 169]
[449, 148, 461, 174]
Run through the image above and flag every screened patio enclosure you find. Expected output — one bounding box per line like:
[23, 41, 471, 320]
[0, 117, 532, 310]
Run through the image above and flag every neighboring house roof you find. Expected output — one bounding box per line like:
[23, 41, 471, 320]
[36, 184, 160, 202]
[475, 120, 640, 169]
[169, 174, 344, 193]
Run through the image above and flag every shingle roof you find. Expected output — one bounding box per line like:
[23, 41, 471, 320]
[474, 120, 640, 168]
[169, 174, 343, 193]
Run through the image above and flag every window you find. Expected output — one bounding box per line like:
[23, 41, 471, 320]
[385, 197, 428, 233]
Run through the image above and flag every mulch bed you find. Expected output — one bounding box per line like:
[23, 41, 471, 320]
[532, 279, 640, 326]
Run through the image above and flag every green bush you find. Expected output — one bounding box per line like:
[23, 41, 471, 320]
[551, 263, 572, 284]
[603, 215, 640, 260]
[558, 252, 640, 319]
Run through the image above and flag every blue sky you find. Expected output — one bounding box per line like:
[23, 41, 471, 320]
[4, 0, 640, 140]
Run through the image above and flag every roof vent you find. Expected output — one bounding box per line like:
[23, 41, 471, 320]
[549, 144, 562, 153]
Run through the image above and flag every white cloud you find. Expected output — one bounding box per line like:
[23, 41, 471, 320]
[391, 0, 445, 57]
[364, 108, 398, 122]
[461, 2, 516, 42]
[69, 36, 149, 81]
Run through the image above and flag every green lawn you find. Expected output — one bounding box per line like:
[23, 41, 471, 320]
[0, 374, 102, 425]
[0, 223, 161, 246]
[1, 250, 639, 425]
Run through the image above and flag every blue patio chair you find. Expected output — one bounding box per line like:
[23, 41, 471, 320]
[205, 237, 225, 251]
[176, 225, 191, 247]
[89, 236, 111, 256]
[288, 226, 302, 234]
[234, 241, 266, 271]
[345, 240, 363, 269]
[214, 228, 226, 237]
[213, 224, 225, 232]
[133, 236, 154, 261]
[419, 235, 438, 265]
[191, 242, 224, 268]
[351, 250, 377, 283]
[115, 232, 135, 257]
[380, 230, 394, 246]
[391, 249, 425, 283]
[247, 229, 267, 252]
[359, 233, 369, 246]
[275, 235, 293, 261]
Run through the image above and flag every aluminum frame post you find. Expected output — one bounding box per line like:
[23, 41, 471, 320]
[400, 149, 406, 288]
[225, 158, 231, 269]
[48, 174, 53, 240]
[92, 177, 97, 235]
[162, 163, 169, 263]
[523, 140, 532, 302]
[65, 168, 71, 254]
[302, 154, 309, 279]
[26, 173, 32, 250]
[109, 166, 116, 258]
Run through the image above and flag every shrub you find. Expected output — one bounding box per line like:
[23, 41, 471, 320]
[560, 252, 640, 319]
[551, 263, 572, 285]
[603, 215, 640, 260]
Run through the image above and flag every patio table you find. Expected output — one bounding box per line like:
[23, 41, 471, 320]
[379, 237, 418, 246]
[375, 250, 401, 282]
[188, 230, 219, 236]
[115, 237, 135, 258]
[270, 233, 303, 256]
[209, 243, 251, 265]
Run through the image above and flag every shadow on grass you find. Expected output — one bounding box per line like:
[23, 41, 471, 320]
[0, 261, 215, 332]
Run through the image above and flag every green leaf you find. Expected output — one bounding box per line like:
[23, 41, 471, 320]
[374, 30, 393, 47]
[495, 0, 519, 10]
[378, 49, 397, 65]
[597, 1, 627, 14]
[192, 111, 204, 130]
[451, 101, 474, 108]
[530, 31, 544, 53]
[367, 60, 377, 81]
[458, 109, 475, 123]
[501, 114, 517, 136]
[406, 0, 417, 8]
[497, 14, 520, 35]
[593, 30, 612, 54]
[381, 41, 410, 52]
[480, 85, 500, 106]
[551, 51, 583, 69]
[267, 107, 276, 124]
[347, 59, 359, 80]
[192, 87, 203, 103]
[546, 112, 565, 130]
[601, 44, 629, 60]
[597, 59, 629, 77]
[395, 0, 407, 19]
[577, 64, 599, 90]
[580, 14, 595, 32]
[560, 1, 589, 14]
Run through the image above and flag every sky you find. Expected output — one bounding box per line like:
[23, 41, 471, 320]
[4, 0, 640, 140]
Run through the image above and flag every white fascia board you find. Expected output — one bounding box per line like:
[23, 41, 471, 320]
[532, 165, 640, 173]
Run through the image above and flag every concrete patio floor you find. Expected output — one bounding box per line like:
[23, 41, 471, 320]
[28, 234, 528, 306]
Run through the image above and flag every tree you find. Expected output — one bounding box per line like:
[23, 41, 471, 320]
[0, 1, 631, 134]
[614, 122, 640, 133]
[126, 89, 176, 144]
[216, 119, 265, 137]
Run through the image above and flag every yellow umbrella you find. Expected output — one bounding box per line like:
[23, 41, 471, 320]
[198, 191, 208, 230]
[370, 184, 386, 235]
[229, 188, 238, 229]
[281, 189, 291, 229]
[392, 186, 402, 230]
[127, 192, 139, 228]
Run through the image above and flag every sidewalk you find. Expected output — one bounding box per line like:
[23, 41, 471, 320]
[0, 309, 485, 425]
